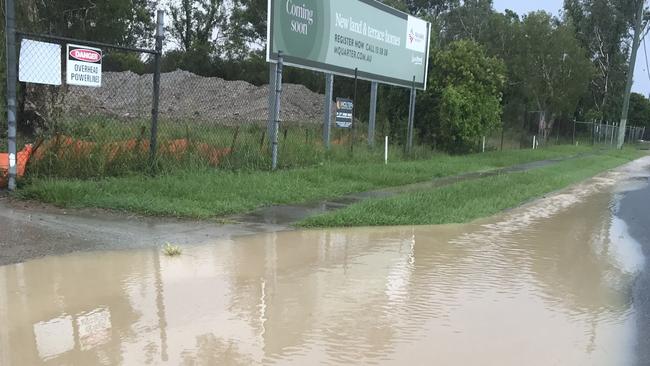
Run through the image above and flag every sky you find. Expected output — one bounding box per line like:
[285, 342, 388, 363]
[493, 0, 650, 97]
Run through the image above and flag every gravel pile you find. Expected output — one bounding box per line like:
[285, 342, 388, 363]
[63, 70, 324, 123]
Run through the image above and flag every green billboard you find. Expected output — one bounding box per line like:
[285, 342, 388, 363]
[267, 0, 431, 90]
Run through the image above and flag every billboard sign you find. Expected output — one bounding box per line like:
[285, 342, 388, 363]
[66, 44, 102, 87]
[267, 0, 431, 90]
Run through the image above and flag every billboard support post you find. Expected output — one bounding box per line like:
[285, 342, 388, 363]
[272, 51, 284, 170]
[406, 76, 416, 154]
[351, 68, 358, 155]
[268, 62, 277, 146]
[323, 73, 333, 150]
[369, 81, 378, 147]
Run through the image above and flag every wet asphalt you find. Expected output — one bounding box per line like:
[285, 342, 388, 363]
[618, 179, 650, 366]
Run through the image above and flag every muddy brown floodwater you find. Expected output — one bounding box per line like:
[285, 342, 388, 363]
[1, 158, 649, 366]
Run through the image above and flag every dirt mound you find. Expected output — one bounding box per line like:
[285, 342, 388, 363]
[64, 70, 324, 123]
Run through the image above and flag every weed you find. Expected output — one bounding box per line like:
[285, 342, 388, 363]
[162, 243, 182, 256]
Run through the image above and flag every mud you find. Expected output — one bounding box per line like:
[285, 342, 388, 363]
[0, 196, 287, 266]
[1, 157, 649, 365]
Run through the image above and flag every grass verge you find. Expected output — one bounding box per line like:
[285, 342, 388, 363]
[18, 145, 600, 219]
[299, 149, 645, 228]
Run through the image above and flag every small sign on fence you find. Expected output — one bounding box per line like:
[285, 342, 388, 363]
[335, 98, 353, 128]
[66, 44, 102, 87]
[18, 39, 62, 86]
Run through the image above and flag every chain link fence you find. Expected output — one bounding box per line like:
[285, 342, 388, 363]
[3, 34, 429, 186]
[4, 33, 648, 188]
[573, 121, 646, 147]
[8, 35, 159, 180]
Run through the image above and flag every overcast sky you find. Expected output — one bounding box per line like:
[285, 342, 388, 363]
[493, 0, 650, 97]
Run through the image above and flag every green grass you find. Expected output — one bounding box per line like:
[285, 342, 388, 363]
[24, 118, 437, 177]
[299, 148, 645, 228]
[17, 145, 601, 219]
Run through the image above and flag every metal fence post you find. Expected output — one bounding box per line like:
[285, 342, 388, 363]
[406, 76, 416, 154]
[591, 120, 595, 145]
[368, 81, 378, 147]
[323, 73, 333, 150]
[500, 123, 505, 151]
[572, 119, 576, 146]
[272, 52, 283, 170]
[5, 0, 17, 191]
[149, 10, 164, 168]
[268, 62, 277, 146]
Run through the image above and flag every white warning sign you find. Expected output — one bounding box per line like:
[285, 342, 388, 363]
[66, 44, 102, 87]
[18, 39, 62, 86]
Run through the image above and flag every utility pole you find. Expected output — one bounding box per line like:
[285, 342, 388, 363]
[617, 0, 645, 149]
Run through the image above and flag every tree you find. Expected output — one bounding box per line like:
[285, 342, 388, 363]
[628, 93, 650, 128]
[20, 0, 155, 47]
[511, 12, 593, 140]
[442, 0, 494, 43]
[425, 40, 505, 152]
[168, 0, 227, 52]
[230, 0, 267, 51]
[564, 0, 638, 122]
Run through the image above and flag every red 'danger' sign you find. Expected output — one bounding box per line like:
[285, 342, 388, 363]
[69, 49, 101, 63]
[66, 44, 102, 87]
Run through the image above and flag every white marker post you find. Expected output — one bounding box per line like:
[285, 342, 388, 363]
[533, 135, 537, 150]
[482, 136, 486, 153]
[385, 136, 388, 165]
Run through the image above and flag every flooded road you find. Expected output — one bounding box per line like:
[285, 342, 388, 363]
[0, 158, 649, 365]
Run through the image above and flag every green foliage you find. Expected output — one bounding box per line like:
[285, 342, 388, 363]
[425, 40, 505, 152]
[168, 0, 226, 53]
[565, 0, 636, 122]
[438, 85, 502, 152]
[18, 0, 155, 47]
[514, 12, 592, 117]
[628, 93, 650, 129]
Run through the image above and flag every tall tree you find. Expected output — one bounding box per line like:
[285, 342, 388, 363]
[628, 92, 650, 129]
[21, 0, 155, 47]
[168, 0, 227, 52]
[564, 0, 637, 122]
[512, 11, 593, 139]
[442, 0, 493, 43]
[230, 0, 267, 51]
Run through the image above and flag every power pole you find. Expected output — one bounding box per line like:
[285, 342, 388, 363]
[617, 0, 645, 149]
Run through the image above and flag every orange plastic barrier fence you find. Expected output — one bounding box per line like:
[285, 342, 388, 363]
[0, 144, 33, 188]
[0, 136, 233, 187]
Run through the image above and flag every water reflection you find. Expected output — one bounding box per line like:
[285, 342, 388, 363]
[0, 191, 641, 365]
